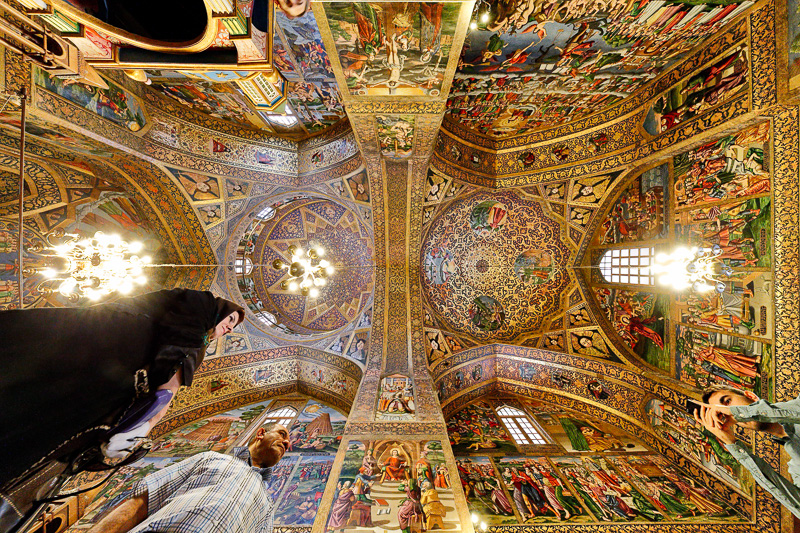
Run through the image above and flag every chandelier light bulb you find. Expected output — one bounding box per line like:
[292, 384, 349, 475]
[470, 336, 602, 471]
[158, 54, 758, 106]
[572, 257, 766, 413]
[319, 259, 329, 268]
[326, 266, 334, 275]
[470, 21, 477, 30]
[129, 241, 144, 253]
[142, 256, 152, 264]
[309, 288, 319, 298]
[289, 281, 298, 291]
[472, 514, 479, 524]
[480, 11, 489, 22]
[316, 248, 324, 257]
[135, 275, 148, 285]
[314, 278, 324, 286]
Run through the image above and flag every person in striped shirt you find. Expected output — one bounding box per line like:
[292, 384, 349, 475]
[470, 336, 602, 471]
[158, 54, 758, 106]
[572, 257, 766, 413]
[87, 423, 290, 533]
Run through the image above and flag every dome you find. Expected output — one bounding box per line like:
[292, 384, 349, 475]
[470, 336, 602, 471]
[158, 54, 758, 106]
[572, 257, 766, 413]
[421, 190, 572, 342]
[237, 197, 374, 336]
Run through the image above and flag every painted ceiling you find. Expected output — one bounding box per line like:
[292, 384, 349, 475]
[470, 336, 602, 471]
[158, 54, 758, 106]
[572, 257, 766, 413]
[421, 188, 573, 342]
[239, 197, 374, 336]
[445, 0, 753, 138]
[1, 0, 796, 530]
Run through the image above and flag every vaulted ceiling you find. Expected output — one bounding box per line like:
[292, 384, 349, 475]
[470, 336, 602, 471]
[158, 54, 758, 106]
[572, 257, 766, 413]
[0, 0, 795, 531]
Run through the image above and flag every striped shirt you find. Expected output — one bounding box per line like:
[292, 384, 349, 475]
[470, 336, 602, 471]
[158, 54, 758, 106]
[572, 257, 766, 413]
[130, 447, 275, 533]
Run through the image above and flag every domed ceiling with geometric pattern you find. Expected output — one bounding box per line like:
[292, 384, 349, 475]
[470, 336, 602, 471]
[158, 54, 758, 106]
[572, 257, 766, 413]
[242, 198, 374, 336]
[421, 189, 572, 342]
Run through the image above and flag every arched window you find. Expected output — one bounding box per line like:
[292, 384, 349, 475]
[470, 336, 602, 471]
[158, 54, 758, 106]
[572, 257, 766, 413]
[263, 406, 297, 427]
[256, 205, 276, 221]
[598, 247, 655, 286]
[235, 257, 253, 275]
[496, 406, 545, 445]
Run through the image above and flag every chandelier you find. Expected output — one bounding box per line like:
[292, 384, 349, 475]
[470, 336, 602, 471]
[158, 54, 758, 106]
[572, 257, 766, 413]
[33, 230, 150, 301]
[272, 244, 334, 297]
[651, 245, 732, 293]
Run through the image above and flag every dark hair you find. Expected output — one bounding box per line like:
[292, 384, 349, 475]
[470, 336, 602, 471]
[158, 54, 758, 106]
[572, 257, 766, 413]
[701, 384, 748, 404]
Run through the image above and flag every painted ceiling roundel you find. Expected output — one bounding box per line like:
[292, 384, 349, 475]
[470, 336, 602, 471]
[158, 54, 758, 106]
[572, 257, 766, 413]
[241, 198, 374, 335]
[421, 190, 572, 341]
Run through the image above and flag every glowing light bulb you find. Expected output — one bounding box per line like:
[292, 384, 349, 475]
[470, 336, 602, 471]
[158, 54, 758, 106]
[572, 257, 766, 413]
[309, 288, 319, 298]
[314, 278, 324, 286]
[472, 514, 479, 524]
[480, 522, 487, 531]
[142, 256, 152, 264]
[319, 259, 330, 268]
[326, 266, 334, 275]
[42, 268, 57, 278]
[136, 276, 148, 285]
[316, 248, 324, 257]
[470, 21, 477, 29]
[129, 241, 143, 253]
[119, 282, 134, 295]
[480, 11, 489, 22]
[289, 281, 298, 291]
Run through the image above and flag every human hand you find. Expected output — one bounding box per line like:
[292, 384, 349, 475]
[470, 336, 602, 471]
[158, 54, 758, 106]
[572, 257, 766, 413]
[694, 405, 736, 445]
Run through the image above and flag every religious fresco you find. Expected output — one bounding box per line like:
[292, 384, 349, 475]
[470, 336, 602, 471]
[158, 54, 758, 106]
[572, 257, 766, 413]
[594, 288, 670, 371]
[273, 455, 337, 526]
[321, 2, 460, 96]
[527, 401, 645, 453]
[421, 189, 572, 342]
[326, 440, 459, 532]
[675, 325, 770, 395]
[553, 456, 661, 522]
[447, 0, 753, 138]
[644, 46, 749, 135]
[608, 455, 739, 520]
[447, 401, 517, 455]
[645, 397, 752, 494]
[513, 248, 555, 286]
[377, 115, 415, 159]
[288, 399, 347, 454]
[235, 197, 374, 336]
[287, 80, 345, 133]
[168, 168, 223, 203]
[595, 164, 669, 246]
[376, 374, 416, 421]
[33, 69, 147, 132]
[277, 9, 335, 81]
[345, 169, 370, 203]
[148, 75, 266, 130]
[498, 457, 591, 524]
[675, 271, 772, 339]
[583, 120, 774, 395]
[672, 121, 770, 208]
[456, 456, 517, 524]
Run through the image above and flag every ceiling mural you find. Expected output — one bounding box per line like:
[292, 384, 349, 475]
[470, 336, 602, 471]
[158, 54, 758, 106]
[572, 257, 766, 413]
[236, 197, 374, 336]
[320, 2, 461, 96]
[450, 396, 748, 525]
[587, 121, 773, 397]
[446, 0, 753, 138]
[1, 0, 796, 529]
[421, 189, 573, 342]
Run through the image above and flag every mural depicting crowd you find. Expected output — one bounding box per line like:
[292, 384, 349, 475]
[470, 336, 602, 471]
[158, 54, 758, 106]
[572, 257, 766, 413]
[450, 398, 745, 525]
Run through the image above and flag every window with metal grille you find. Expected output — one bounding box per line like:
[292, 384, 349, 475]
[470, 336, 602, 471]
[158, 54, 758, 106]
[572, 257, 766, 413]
[496, 406, 546, 445]
[263, 406, 297, 427]
[598, 247, 655, 286]
[235, 257, 253, 275]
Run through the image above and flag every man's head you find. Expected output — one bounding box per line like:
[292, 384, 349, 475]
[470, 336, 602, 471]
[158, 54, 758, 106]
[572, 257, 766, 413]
[702, 384, 761, 430]
[248, 423, 289, 468]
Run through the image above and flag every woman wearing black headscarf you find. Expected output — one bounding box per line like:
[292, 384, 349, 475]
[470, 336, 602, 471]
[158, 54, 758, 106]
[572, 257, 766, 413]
[0, 288, 244, 488]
